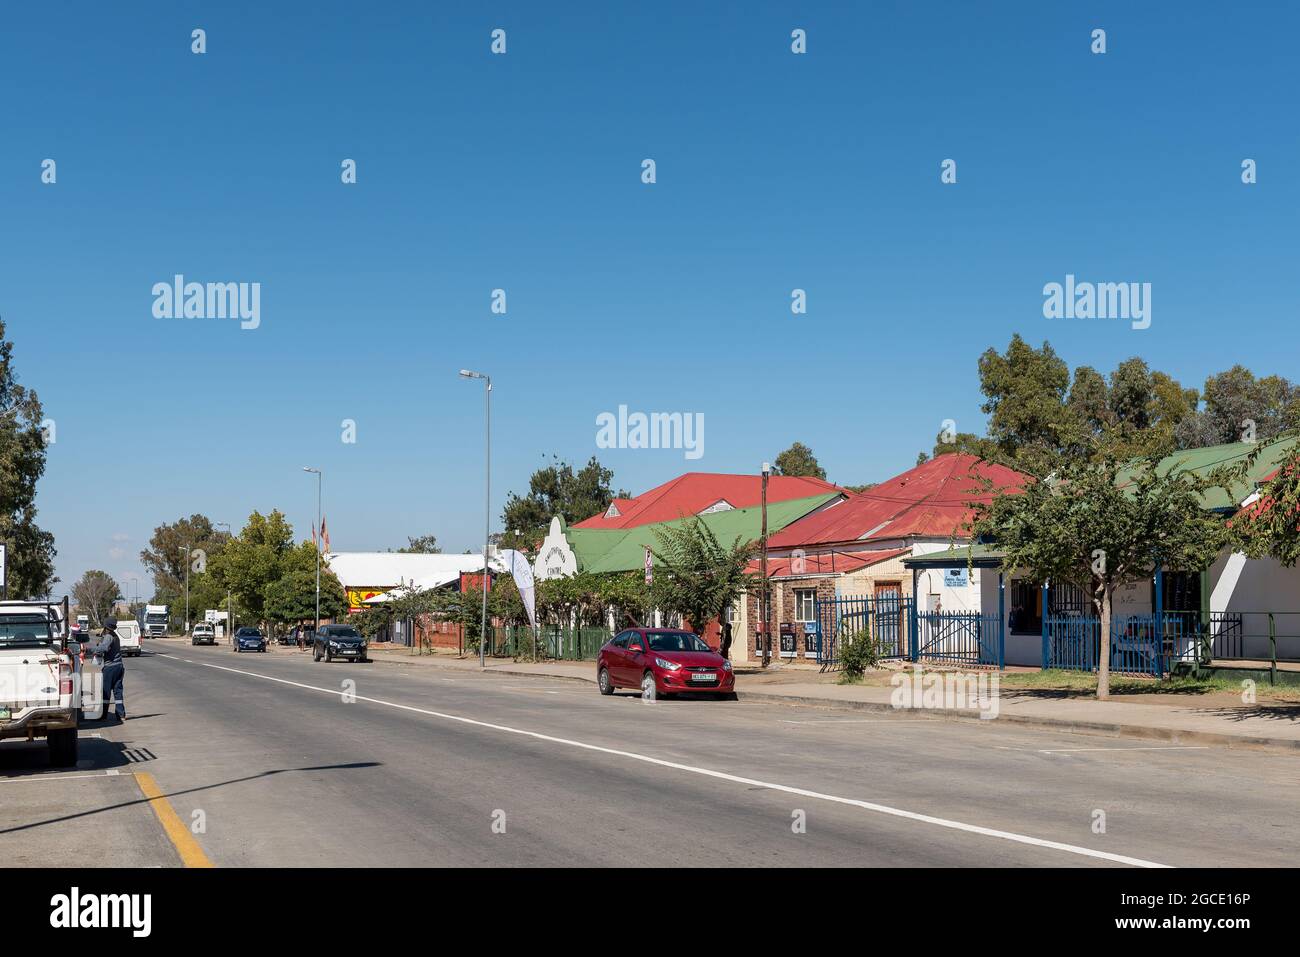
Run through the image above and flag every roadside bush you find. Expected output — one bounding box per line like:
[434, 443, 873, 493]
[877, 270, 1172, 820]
[837, 627, 880, 680]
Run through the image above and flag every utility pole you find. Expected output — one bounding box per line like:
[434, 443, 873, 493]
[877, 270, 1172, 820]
[761, 461, 771, 668]
[215, 522, 232, 643]
[303, 468, 322, 634]
[459, 370, 492, 667]
[181, 544, 191, 636]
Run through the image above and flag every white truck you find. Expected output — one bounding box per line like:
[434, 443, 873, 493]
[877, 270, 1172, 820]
[0, 597, 104, 767]
[144, 603, 169, 638]
[115, 619, 142, 657]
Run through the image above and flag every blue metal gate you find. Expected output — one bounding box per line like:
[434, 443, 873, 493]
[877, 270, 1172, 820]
[916, 612, 1002, 667]
[813, 595, 912, 669]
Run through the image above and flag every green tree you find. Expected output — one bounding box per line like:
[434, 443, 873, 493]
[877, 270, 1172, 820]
[264, 541, 347, 625]
[971, 447, 1230, 699]
[1229, 438, 1300, 566]
[500, 455, 627, 548]
[396, 535, 441, 554]
[71, 570, 121, 628]
[651, 517, 756, 659]
[1175, 366, 1300, 449]
[0, 318, 57, 597]
[139, 515, 230, 609]
[773, 442, 827, 479]
[215, 510, 295, 626]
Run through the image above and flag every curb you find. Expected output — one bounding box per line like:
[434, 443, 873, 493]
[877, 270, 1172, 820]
[398, 658, 1300, 754]
[733, 690, 1300, 753]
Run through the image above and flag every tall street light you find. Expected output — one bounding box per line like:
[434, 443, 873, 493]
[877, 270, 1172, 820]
[215, 522, 233, 643]
[459, 369, 491, 668]
[761, 461, 771, 669]
[303, 468, 322, 634]
[180, 545, 191, 636]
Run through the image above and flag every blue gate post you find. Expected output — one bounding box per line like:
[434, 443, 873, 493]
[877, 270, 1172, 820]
[910, 567, 920, 663]
[1153, 562, 1164, 679]
[997, 571, 1006, 670]
[1040, 580, 1050, 669]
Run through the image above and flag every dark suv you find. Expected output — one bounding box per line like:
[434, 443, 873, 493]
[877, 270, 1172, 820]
[312, 624, 368, 663]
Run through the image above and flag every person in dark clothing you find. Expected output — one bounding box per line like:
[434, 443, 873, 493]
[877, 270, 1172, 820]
[90, 617, 126, 721]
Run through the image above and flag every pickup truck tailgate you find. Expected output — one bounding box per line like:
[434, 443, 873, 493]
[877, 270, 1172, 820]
[0, 649, 62, 711]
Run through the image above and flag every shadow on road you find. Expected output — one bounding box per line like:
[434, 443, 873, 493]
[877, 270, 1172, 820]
[0, 761, 382, 835]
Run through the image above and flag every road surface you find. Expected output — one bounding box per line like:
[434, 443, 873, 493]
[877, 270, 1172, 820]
[1, 640, 1296, 867]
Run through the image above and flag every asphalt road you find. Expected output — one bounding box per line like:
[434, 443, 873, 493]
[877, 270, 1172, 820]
[2, 639, 1297, 867]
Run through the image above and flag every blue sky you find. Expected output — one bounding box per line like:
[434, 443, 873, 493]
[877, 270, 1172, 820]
[0, 1, 1296, 596]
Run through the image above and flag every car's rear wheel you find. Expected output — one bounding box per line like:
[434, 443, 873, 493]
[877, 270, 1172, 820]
[48, 728, 78, 767]
[641, 671, 659, 702]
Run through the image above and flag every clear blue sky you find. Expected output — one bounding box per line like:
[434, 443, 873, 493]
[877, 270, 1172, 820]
[1, 1, 1296, 597]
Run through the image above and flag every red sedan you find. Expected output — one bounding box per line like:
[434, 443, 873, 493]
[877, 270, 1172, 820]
[597, 628, 736, 701]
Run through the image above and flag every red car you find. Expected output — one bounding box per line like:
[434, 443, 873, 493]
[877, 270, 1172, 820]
[597, 628, 736, 701]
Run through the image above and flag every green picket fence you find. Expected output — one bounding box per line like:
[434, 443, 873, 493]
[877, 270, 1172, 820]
[485, 625, 609, 661]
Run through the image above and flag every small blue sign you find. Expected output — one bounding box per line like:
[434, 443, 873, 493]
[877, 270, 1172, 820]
[943, 567, 969, 588]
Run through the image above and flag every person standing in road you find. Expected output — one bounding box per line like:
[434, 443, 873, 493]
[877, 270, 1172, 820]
[90, 617, 127, 722]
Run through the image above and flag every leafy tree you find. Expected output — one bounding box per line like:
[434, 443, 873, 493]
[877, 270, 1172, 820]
[264, 541, 346, 625]
[971, 447, 1230, 699]
[650, 517, 756, 659]
[773, 442, 826, 479]
[501, 455, 627, 549]
[977, 334, 1076, 472]
[1175, 366, 1300, 449]
[215, 510, 295, 626]
[139, 515, 229, 608]
[0, 318, 57, 597]
[396, 535, 441, 554]
[72, 570, 121, 628]
[1229, 438, 1300, 566]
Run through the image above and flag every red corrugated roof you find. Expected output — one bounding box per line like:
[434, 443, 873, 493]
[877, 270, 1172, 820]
[573, 472, 846, 529]
[766, 454, 1029, 548]
[747, 547, 911, 579]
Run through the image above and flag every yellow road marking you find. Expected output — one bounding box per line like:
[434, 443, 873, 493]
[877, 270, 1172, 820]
[133, 771, 215, 868]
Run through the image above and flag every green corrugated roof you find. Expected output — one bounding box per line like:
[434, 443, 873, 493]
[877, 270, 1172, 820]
[902, 544, 1005, 568]
[1122, 437, 1298, 511]
[567, 493, 839, 574]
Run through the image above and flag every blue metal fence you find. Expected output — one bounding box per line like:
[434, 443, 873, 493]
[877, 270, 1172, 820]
[1043, 613, 1189, 678]
[916, 611, 1002, 667]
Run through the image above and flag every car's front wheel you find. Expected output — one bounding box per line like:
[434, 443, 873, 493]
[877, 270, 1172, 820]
[598, 667, 614, 696]
[313, 645, 321, 662]
[641, 671, 659, 702]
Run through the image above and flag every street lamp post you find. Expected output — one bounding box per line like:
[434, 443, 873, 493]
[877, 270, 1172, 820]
[215, 522, 232, 642]
[761, 462, 771, 668]
[303, 468, 322, 634]
[459, 369, 491, 668]
[181, 545, 190, 636]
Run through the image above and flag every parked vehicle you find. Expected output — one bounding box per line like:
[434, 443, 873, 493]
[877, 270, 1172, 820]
[312, 624, 368, 663]
[234, 627, 266, 653]
[144, 604, 169, 638]
[0, 598, 104, 767]
[191, 623, 216, 645]
[597, 628, 736, 701]
[115, 619, 143, 657]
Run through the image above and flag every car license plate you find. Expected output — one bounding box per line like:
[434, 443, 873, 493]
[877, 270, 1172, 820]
[0, 709, 10, 720]
[690, 672, 716, 682]
[341, 649, 356, 655]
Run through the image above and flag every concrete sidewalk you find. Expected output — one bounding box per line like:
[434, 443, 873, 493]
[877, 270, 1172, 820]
[366, 645, 1300, 752]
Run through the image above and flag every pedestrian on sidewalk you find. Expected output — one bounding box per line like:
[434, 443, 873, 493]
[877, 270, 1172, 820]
[90, 617, 127, 722]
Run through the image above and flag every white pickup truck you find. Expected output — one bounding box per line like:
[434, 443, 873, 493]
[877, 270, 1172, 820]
[0, 598, 103, 766]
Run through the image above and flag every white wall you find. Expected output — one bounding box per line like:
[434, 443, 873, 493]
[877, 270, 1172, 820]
[1208, 551, 1300, 660]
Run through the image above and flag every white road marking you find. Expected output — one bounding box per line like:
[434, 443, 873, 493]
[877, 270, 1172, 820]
[156, 652, 1171, 868]
[780, 719, 931, 725]
[0, 770, 121, 783]
[1039, 746, 1210, 754]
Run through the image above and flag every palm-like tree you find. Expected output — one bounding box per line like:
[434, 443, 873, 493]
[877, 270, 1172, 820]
[651, 517, 757, 659]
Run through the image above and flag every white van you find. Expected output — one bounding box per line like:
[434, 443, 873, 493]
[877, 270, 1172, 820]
[115, 620, 142, 657]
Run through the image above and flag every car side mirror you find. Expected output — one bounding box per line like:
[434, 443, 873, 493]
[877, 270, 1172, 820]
[630, 644, 644, 654]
